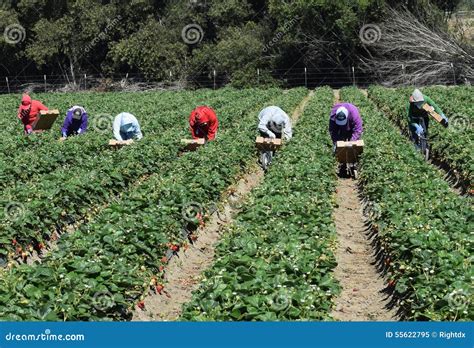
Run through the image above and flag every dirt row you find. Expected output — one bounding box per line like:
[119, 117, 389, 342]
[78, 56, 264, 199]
[133, 91, 315, 321]
[331, 89, 396, 321]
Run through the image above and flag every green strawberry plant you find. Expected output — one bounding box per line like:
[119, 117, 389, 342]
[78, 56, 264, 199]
[181, 87, 340, 321]
[0, 88, 309, 320]
[341, 87, 472, 321]
[0, 88, 266, 261]
[368, 86, 473, 192]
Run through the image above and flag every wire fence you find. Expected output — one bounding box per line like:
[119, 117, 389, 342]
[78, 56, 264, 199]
[0, 67, 462, 94]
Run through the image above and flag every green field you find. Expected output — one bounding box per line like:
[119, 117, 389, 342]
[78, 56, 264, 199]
[0, 86, 472, 321]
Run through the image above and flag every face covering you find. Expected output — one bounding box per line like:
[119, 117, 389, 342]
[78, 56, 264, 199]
[72, 111, 82, 120]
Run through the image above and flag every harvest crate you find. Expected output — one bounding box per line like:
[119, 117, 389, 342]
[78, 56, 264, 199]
[32, 109, 59, 132]
[181, 138, 205, 151]
[109, 139, 133, 147]
[336, 140, 364, 163]
[422, 103, 447, 126]
[255, 136, 283, 151]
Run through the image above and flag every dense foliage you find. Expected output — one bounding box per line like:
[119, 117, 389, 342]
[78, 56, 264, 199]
[341, 87, 472, 321]
[181, 87, 340, 320]
[0, 0, 458, 87]
[368, 85, 473, 191]
[0, 87, 308, 320]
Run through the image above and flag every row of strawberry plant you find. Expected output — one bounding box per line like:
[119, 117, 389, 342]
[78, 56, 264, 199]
[368, 86, 473, 190]
[341, 87, 472, 321]
[0, 89, 218, 189]
[0, 88, 308, 320]
[180, 87, 340, 321]
[0, 89, 269, 262]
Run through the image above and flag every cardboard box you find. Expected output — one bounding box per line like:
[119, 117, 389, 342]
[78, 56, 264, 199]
[181, 138, 205, 151]
[32, 109, 59, 131]
[255, 136, 283, 151]
[336, 140, 364, 163]
[422, 104, 444, 123]
[109, 139, 133, 147]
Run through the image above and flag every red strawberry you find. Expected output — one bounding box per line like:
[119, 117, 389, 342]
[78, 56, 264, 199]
[156, 284, 164, 294]
[137, 301, 145, 310]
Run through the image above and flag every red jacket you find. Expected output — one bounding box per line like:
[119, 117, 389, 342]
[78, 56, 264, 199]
[17, 94, 48, 131]
[189, 106, 218, 141]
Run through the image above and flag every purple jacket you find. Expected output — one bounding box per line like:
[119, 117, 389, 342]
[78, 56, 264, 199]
[61, 106, 88, 137]
[329, 103, 363, 143]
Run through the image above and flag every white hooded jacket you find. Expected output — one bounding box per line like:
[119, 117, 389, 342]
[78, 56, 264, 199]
[258, 106, 292, 140]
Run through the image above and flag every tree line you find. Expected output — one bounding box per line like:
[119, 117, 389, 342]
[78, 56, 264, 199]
[0, 0, 471, 88]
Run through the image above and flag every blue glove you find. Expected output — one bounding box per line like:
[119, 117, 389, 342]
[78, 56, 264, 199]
[414, 124, 424, 136]
[62, 132, 67, 137]
[77, 128, 82, 134]
[332, 144, 336, 154]
[441, 113, 448, 122]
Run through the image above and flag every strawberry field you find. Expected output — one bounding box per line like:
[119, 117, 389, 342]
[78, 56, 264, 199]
[0, 86, 472, 322]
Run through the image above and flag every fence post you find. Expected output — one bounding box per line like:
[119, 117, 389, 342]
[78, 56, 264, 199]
[6, 77, 10, 94]
[351, 66, 356, 87]
[401, 64, 405, 85]
[304, 67, 307, 88]
[257, 68, 260, 85]
[213, 69, 216, 90]
[451, 63, 456, 85]
[44, 74, 47, 93]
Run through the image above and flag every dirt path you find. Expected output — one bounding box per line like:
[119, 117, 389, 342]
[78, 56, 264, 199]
[331, 88, 396, 321]
[330, 178, 396, 321]
[133, 91, 314, 321]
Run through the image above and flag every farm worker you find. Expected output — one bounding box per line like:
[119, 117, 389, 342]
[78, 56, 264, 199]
[329, 103, 363, 152]
[17, 94, 48, 134]
[113, 112, 143, 141]
[61, 106, 88, 139]
[189, 106, 218, 141]
[407, 88, 448, 140]
[257, 106, 292, 140]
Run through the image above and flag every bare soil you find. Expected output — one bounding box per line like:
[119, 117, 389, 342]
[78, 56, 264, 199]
[330, 178, 396, 321]
[133, 91, 314, 321]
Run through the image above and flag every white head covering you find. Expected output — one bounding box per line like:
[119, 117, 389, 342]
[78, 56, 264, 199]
[411, 89, 424, 102]
[335, 106, 349, 126]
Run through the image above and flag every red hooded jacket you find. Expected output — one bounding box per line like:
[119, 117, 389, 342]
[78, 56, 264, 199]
[17, 94, 48, 132]
[189, 106, 218, 141]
